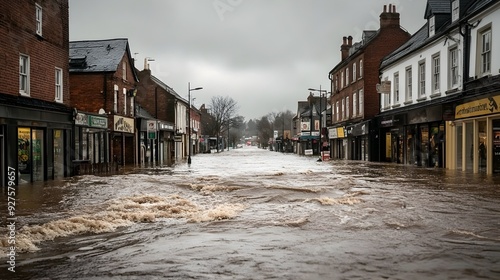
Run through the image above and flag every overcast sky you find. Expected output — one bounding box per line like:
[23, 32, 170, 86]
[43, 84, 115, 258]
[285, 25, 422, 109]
[69, 0, 426, 121]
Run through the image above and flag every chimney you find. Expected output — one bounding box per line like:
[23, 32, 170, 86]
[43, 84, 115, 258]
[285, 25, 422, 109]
[347, 36, 353, 46]
[340, 36, 350, 61]
[380, 4, 400, 29]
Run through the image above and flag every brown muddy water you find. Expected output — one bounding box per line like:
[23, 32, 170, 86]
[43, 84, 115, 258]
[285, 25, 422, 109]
[1, 146, 500, 279]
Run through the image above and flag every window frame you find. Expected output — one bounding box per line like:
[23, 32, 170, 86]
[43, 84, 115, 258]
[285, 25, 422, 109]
[113, 85, 118, 113]
[352, 62, 357, 81]
[432, 54, 440, 93]
[405, 66, 412, 101]
[359, 60, 363, 78]
[478, 26, 492, 76]
[418, 60, 426, 98]
[19, 54, 30, 96]
[452, 0, 459, 22]
[55, 67, 63, 102]
[345, 68, 349, 86]
[449, 46, 459, 89]
[122, 61, 127, 80]
[123, 88, 127, 115]
[346, 96, 350, 119]
[353, 92, 357, 117]
[429, 16, 435, 37]
[36, 3, 42, 36]
[358, 89, 364, 116]
[393, 72, 400, 104]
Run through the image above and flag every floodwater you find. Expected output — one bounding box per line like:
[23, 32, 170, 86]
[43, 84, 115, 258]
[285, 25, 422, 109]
[1, 146, 500, 280]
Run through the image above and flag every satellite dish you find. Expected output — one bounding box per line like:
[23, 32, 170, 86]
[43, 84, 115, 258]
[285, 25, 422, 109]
[98, 108, 106, 115]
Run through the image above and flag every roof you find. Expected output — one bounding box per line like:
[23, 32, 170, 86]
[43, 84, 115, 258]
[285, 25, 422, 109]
[69, 38, 138, 81]
[150, 75, 187, 104]
[466, 0, 497, 16]
[425, 0, 451, 19]
[330, 30, 381, 74]
[380, 23, 429, 70]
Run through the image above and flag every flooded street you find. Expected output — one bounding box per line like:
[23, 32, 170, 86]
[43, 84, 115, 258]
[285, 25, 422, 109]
[2, 146, 500, 279]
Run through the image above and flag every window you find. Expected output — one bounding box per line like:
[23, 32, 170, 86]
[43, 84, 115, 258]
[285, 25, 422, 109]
[346, 96, 350, 119]
[418, 61, 426, 97]
[429, 16, 435, 37]
[393, 72, 399, 104]
[335, 101, 340, 122]
[405, 67, 412, 101]
[359, 60, 363, 77]
[342, 98, 345, 120]
[383, 78, 390, 108]
[122, 61, 127, 80]
[123, 88, 127, 115]
[36, 4, 42, 36]
[432, 54, 440, 93]
[19, 55, 30, 96]
[341, 72, 344, 88]
[113, 85, 118, 113]
[480, 28, 492, 75]
[353, 92, 357, 117]
[130, 96, 134, 117]
[359, 89, 364, 116]
[345, 68, 349, 86]
[452, 1, 459, 22]
[55, 68, 63, 102]
[449, 47, 458, 88]
[353, 63, 357, 81]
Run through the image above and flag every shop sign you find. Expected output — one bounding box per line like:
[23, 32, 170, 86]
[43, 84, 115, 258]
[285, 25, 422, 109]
[75, 113, 88, 126]
[159, 122, 174, 131]
[113, 116, 134, 133]
[329, 128, 338, 139]
[89, 116, 108, 129]
[337, 127, 345, 138]
[301, 122, 310, 131]
[456, 95, 500, 119]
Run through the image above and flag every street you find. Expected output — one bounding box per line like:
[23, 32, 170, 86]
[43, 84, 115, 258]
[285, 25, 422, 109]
[1, 146, 500, 279]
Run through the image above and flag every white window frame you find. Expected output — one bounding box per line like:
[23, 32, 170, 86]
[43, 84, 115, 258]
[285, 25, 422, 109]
[55, 67, 63, 102]
[122, 61, 127, 80]
[123, 88, 127, 115]
[452, 1, 459, 22]
[479, 27, 492, 76]
[353, 92, 357, 117]
[359, 89, 364, 116]
[36, 3, 42, 36]
[346, 96, 350, 119]
[359, 60, 363, 78]
[418, 61, 426, 97]
[113, 85, 118, 113]
[394, 72, 399, 104]
[432, 54, 440, 93]
[449, 47, 459, 89]
[405, 66, 412, 101]
[19, 54, 30, 96]
[341, 72, 344, 88]
[429, 16, 435, 37]
[341, 98, 346, 120]
[353, 63, 357, 81]
[130, 96, 134, 117]
[335, 101, 339, 122]
[345, 68, 349, 86]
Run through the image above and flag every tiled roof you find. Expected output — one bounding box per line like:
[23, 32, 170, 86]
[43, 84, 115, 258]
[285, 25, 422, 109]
[380, 23, 429, 70]
[150, 75, 187, 104]
[69, 38, 129, 73]
[425, 0, 451, 19]
[466, 0, 496, 16]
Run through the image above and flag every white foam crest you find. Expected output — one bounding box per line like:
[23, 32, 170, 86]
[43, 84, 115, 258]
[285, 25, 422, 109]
[310, 196, 363, 205]
[0, 194, 246, 254]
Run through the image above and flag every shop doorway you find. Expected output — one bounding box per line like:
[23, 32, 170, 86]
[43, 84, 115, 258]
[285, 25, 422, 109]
[18, 128, 45, 183]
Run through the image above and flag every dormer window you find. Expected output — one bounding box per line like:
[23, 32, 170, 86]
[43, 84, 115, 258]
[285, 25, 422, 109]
[429, 16, 435, 37]
[452, 0, 459, 22]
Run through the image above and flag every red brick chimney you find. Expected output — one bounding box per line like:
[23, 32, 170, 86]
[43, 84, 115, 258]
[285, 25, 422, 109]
[380, 4, 400, 29]
[340, 36, 350, 60]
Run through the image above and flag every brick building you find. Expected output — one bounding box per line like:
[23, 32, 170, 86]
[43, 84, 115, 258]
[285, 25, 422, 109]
[0, 0, 72, 185]
[328, 4, 411, 161]
[69, 38, 139, 170]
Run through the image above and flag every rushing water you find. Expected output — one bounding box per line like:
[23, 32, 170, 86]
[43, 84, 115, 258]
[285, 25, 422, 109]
[1, 146, 500, 279]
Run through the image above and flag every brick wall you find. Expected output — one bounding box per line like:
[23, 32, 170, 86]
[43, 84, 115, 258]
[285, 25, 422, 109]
[0, 0, 70, 105]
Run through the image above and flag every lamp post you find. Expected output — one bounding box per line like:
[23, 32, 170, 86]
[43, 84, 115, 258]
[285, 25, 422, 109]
[308, 86, 327, 160]
[188, 82, 203, 165]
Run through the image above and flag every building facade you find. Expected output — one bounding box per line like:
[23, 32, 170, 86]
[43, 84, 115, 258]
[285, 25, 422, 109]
[0, 0, 72, 185]
[69, 38, 139, 171]
[328, 4, 411, 162]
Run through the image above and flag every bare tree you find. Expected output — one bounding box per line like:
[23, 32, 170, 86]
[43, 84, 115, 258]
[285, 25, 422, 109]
[209, 95, 239, 152]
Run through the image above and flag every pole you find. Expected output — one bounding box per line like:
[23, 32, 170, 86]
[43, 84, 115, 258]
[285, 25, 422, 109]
[188, 82, 192, 165]
[319, 85, 322, 160]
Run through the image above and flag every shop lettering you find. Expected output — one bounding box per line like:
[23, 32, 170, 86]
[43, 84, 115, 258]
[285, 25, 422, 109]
[114, 118, 133, 133]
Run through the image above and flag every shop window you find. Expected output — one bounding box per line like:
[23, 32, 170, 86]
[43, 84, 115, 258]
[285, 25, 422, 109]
[54, 130, 64, 178]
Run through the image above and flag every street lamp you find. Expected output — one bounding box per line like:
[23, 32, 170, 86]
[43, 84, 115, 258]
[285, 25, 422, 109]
[188, 82, 203, 165]
[308, 86, 327, 161]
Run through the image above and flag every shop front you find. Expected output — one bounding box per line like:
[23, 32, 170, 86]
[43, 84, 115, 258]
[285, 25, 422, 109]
[73, 112, 110, 174]
[450, 93, 500, 174]
[328, 126, 347, 160]
[346, 121, 371, 161]
[111, 115, 136, 166]
[1, 94, 72, 186]
[379, 106, 445, 167]
[158, 121, 175, 166]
